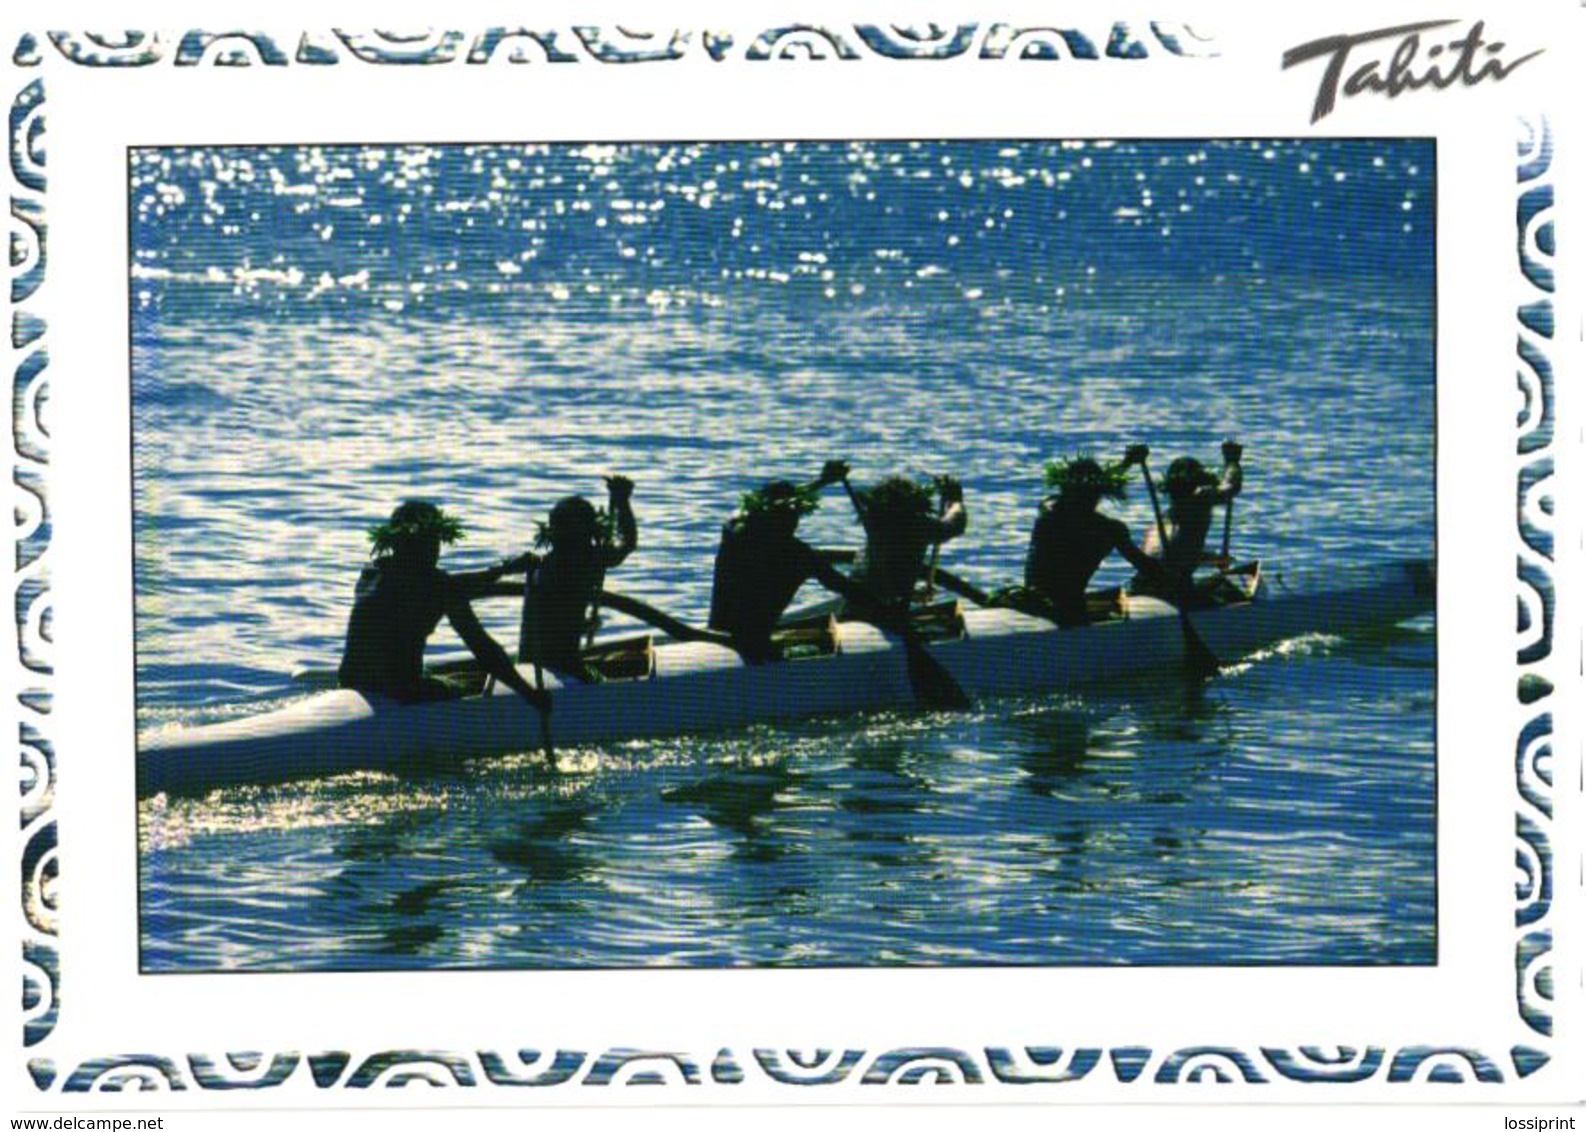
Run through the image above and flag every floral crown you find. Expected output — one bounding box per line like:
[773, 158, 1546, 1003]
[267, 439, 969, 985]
[739, 480, 822, 518]
[1043, 456, 1129, 500]
[861, 475, 937, 515]
[368, 501, 465, 557]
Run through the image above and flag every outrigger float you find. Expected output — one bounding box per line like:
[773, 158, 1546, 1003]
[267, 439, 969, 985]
[137, 559, 1433, 797]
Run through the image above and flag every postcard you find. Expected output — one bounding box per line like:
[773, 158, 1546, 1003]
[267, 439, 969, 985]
[4, 4, 1579, 1129]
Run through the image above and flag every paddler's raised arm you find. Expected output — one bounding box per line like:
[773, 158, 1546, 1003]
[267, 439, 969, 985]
[1214, 439, 1244, 501]
[441, 579, 551, 710]
[928, 475, 968, 543]
[837, 462, 875, 523]
[790, 461, 854, 551]
[599, 474, 637, 567]
[1109, 443, 1151, 481]
[801, 459, 851, 497]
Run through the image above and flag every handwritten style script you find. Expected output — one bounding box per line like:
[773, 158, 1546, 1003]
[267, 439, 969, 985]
[1283, 20, 1542, 123]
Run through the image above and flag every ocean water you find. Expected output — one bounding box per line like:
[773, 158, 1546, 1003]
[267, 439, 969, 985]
[131, 139, 1436, 970]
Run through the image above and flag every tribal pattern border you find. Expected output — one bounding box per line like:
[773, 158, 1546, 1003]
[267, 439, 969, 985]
[4, 25, 1558, 1097]
[1513, 115, 1557, 1057]
[10, 25, 1218, 67]
[7, 1046, 1545, 1091]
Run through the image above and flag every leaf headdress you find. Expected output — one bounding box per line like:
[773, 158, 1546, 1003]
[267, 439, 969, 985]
[1043, 455, 1129, 500]
[739, 480, 823, 519]
[861, 475, 937, 517]
[367, 501, 465, 557]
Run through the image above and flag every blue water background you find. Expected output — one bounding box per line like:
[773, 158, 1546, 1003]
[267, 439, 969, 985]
[131, 139, 1435, 970]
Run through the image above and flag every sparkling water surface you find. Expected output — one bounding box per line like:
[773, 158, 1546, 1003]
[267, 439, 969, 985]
[132, 139, 1435, 970]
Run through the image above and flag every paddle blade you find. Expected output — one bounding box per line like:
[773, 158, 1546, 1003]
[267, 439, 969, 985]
[534, 707, 560, 771]
[904, 639, 973, 711]
[1178, 608, 1221, 680]
[532, 665, 556, 767]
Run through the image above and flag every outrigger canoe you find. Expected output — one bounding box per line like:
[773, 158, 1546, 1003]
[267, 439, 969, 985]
[137, 559, 1433, 797]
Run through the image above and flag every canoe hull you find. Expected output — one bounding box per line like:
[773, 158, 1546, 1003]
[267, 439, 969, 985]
[138, 559, 1433, 797]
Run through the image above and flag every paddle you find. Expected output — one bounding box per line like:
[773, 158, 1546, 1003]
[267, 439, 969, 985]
[523, 568, 556, 768]
[836, 472, 972, 711]
[910, 480, 973, 705]
[609, 578, 968, 708]
[599, 589, 735, 647]
[532, 660, 555, 767]
[1139, 458, 1221, 679]
[838, 471, 866, 523]
[922, 473, 953, 601]
[813, 552, 996, 610]
[583, 566, 606, 650]
[899, 627, 972, 710]
[931, 565, 995, 608]
[1222, 497, 1234, 564]
[1217, 440, 1242, 571]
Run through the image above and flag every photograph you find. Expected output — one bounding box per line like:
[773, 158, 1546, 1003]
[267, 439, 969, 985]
[131, 136, 1437, 972]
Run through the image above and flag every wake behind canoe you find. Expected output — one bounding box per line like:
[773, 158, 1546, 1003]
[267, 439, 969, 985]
[137, 559, 1433, 797]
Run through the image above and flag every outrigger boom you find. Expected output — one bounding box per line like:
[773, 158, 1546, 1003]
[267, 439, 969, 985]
[137, 559, 1433, 797]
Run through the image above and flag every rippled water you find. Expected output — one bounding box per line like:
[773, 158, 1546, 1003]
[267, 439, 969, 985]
[131, 139, 1435, 970]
